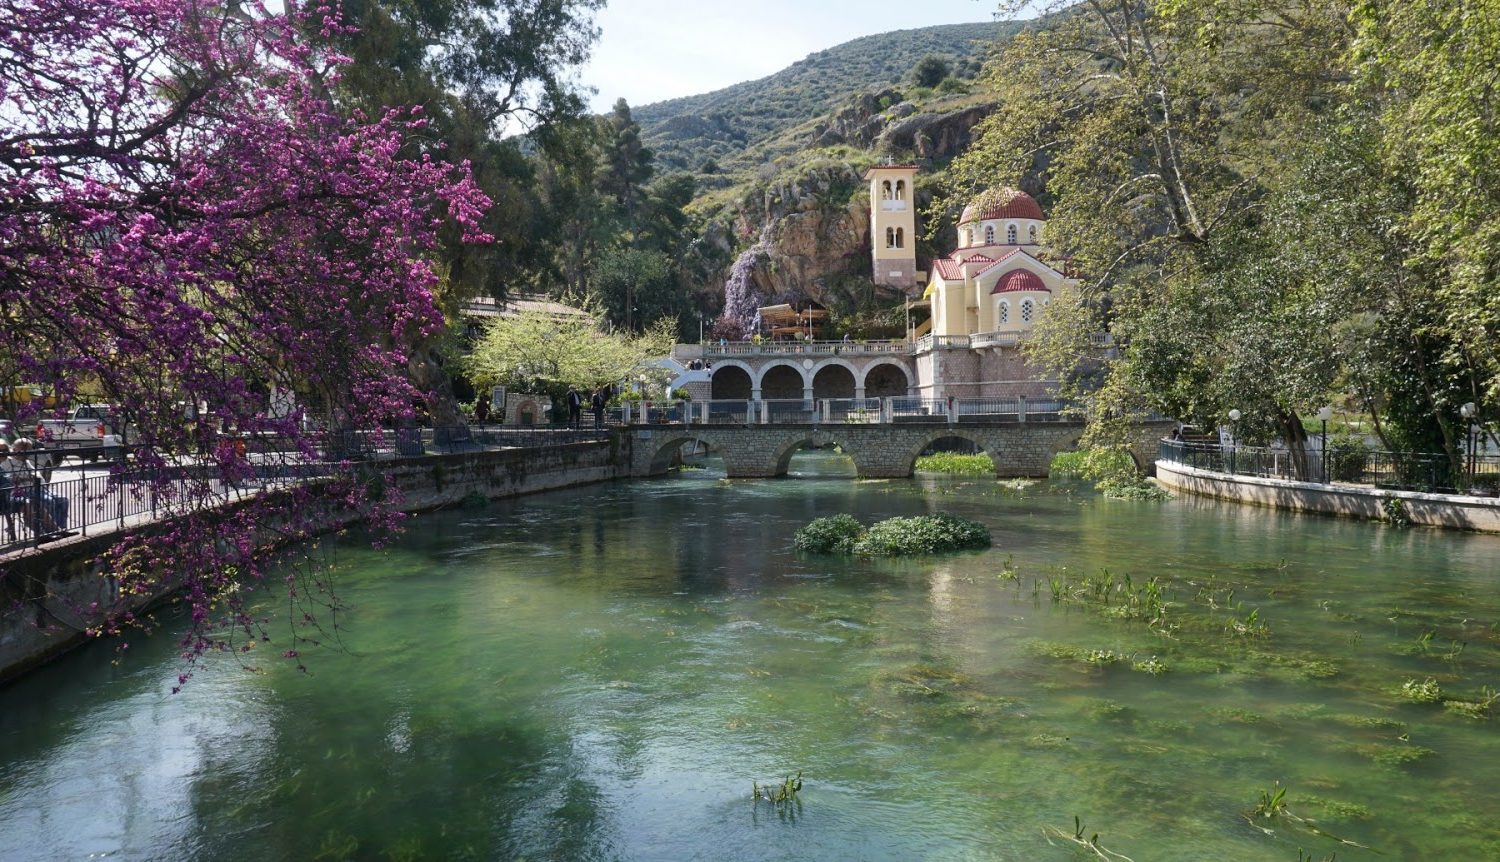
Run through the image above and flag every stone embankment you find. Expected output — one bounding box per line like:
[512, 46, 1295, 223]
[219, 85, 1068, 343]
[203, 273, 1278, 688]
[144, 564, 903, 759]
[0, 441, 624, 682]
[1156, 458, 1500, 532]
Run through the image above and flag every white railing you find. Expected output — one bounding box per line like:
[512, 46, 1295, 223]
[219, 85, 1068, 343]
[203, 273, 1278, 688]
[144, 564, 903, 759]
[624, 397, 1081, 426]
[703, 339, 910, 357]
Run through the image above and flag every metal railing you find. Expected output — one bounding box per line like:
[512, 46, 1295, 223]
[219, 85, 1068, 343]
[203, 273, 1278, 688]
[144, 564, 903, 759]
[704, 340, 909, 357]
[0, 428, 615, 557]
[1159, 439, 1500, 495]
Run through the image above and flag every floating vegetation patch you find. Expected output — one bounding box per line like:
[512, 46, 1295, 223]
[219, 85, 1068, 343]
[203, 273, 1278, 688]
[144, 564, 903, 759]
[752, 771, 803, 817]
[1050, 447, 1168, 501]
[1244, 784, 1378, 853]
[914, 452, 994, 476]
[1399, 677, 1443, 703]
[794, 513, 991, 556]
[1442, 687, 1499, 719]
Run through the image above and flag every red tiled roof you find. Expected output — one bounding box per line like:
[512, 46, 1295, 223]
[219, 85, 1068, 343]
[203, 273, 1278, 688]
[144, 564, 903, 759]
[990, 269, 1050, 294]
[934, 259, 964, 280]
[959, 253, 994, 265]
[961, 188, 1046, 224]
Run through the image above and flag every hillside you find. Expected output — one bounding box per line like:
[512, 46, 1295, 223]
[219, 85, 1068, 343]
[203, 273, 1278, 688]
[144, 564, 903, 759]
[634, 21, 1019, 172]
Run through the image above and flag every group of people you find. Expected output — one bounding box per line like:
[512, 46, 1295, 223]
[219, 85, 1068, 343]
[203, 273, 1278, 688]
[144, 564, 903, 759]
[685, 359, 713, 371]
[0, 437, 69, 542]
[565, 387, 609, 429]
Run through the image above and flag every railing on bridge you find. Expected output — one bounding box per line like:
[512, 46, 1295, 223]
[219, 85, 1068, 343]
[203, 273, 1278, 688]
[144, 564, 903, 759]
[618, 397, 1082, 426]
[703, 339, 910, 357]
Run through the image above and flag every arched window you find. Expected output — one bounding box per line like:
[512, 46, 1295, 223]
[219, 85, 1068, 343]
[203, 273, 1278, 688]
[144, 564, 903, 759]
[881, 180, 893, 200]
[1028, 224, 1038, 243]
[895, 227, 905, 248]
[998, 300, 1010, 325]
[961, 228, 971, 246]
[895, 180, 906, 200]
[1007, 224, 1018, 244]
[1021, 298, 1034, 323]
[886, 227, 896, 248]
[984, 225, 995, 244]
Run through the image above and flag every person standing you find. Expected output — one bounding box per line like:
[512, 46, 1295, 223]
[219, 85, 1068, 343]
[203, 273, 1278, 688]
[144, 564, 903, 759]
[474, 395, 491, 426]
[566, 386, 582, 429]
[590, 388, 606, 429]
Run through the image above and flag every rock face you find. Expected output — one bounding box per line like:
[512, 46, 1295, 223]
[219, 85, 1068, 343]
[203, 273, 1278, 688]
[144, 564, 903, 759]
[714, 163, 872, 335]
[811, 90, 997, 159]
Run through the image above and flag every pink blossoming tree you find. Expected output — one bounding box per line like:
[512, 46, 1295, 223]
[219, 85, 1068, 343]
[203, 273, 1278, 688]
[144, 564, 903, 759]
[1, 0, 492, 681]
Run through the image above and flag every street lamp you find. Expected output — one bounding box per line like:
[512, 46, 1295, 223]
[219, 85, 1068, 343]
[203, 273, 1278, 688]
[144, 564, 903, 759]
[1317, 405, 1334, 483]
[1461, 401, 1478, 490]
[1228, 409, 1241, 474]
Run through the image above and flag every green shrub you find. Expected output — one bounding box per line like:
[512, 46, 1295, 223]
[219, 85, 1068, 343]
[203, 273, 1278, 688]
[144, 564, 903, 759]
[1327, 436, 1370, 482]
[914, 452, 993, 475]
[794, 514, 865, 554]
[854, 513, 991, 556]
[1052, 446, 1167, 500]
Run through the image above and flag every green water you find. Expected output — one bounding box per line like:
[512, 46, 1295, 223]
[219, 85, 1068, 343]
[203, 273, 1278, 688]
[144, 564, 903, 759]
[3, 453, 1500, 861]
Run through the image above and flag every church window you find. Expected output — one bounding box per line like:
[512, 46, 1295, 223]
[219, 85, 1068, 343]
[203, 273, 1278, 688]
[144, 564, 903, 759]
[962, 228, 971, 246]
[1028, 224, 1038, 243]
[1007, 224, 1018, 244]
[895, 180, 906, 200]
[998, 301, 1010, 325]
[881, 180, 893, 200]
[1021, 299, 1034, 323]
[985, 225, 995, 244]
[886, 227, 896, 248]
[895, 227, 905, 248]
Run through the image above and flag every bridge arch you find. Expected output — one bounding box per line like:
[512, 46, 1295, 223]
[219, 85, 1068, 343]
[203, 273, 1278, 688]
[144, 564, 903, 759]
[860, 360, 912, 397]
[757, 361, 808, 399]
[811, 359, 858, 399]
[770, 432, 863, 477]
[904, 430, 1002, 477]
[644, 431, 720, 474]
[709, 361, 755, 399]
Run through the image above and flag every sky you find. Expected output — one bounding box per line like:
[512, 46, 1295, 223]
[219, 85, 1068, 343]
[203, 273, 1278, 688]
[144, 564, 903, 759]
[578, 0, 1012, 113]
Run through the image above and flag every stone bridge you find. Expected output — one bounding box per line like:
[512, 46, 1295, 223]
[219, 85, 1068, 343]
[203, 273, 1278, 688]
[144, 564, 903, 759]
[621, 420, 1173, 479]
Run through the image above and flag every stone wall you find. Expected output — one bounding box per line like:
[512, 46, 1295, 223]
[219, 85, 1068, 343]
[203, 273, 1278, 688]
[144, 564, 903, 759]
[0, 442, 625, 683]
[1156, 459, 1500, 533]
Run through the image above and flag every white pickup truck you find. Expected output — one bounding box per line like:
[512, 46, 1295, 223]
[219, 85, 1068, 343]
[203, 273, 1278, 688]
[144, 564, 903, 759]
[34, 405, 123, 461]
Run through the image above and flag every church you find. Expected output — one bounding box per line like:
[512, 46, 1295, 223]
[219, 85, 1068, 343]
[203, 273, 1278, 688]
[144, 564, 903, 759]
[684, 166, 1082, 404]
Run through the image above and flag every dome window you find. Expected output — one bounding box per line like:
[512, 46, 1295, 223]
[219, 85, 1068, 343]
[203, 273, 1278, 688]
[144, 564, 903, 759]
[1007, 224, 1018, 244]
[1021, 298, 1034, 323]
[1028, 224, 1038, 242]
[998, 300, 1010, 325]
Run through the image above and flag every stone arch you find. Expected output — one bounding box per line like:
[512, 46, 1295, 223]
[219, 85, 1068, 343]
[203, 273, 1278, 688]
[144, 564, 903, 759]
[903, 429, 1000, 477]
[710, 362, 754, 399]
[645, 432, 720, 475]
[769, 432, 860, 477]
[812, 358, 859, 398]
[757, 362, 808, 399]
[860, 360, 911, 397]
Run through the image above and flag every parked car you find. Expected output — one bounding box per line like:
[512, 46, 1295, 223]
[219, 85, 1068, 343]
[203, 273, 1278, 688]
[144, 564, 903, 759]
[34, 404, 123, 461]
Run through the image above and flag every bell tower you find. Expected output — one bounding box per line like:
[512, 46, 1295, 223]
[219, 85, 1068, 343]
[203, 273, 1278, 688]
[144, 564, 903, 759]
[864, 165, 918, 289]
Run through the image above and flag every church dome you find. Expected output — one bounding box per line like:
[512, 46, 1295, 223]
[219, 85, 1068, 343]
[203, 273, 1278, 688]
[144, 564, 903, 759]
[991, 269, 1049, 293]
[960, 188, 1046, 224]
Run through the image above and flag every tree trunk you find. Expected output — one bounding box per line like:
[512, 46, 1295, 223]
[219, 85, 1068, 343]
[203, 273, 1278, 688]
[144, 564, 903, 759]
[409, 346, 462, 427]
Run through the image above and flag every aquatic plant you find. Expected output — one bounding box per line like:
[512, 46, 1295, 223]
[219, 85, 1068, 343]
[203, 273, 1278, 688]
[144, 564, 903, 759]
[752, 771, 803, 806]
[1050, 447, 1168, 500]
[793, 514, 864, 554]
[795, 513, 991, 556]
[998, 554, 1020, 581]
[1245, 785, 1376, 852]
[1381, 493, 1412, 527]
[1442, 687, 1500, 719]
[914, 452, 995, 476]
[1399, 677, 1443, 703]
[855, 514, 992, 555]
[1042, 816, 1136, 862]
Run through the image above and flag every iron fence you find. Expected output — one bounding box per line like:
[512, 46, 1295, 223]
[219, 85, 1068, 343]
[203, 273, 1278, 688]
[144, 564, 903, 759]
[1159, 438, 1500, 495]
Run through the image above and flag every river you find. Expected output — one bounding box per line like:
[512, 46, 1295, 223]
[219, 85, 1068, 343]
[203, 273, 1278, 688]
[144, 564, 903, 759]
[2, 453, 1499, 860]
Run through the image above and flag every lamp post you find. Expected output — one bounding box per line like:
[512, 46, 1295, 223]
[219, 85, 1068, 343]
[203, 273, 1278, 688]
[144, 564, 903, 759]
[1228, 408, 1241, 475]
[1317, 405, 1333, 483]
[1461, 401, 1477, 491]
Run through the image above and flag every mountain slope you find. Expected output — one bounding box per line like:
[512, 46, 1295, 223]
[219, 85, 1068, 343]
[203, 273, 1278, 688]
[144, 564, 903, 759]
[633, 21, 1018, 171]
